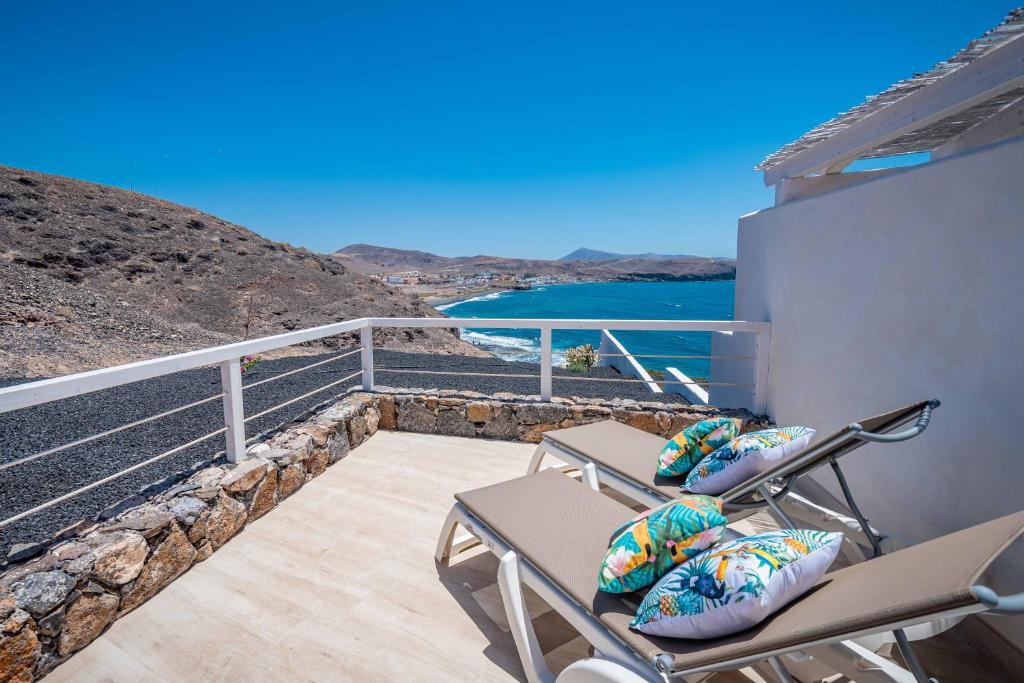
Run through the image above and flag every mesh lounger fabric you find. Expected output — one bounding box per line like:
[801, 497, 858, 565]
[542, 402, 930, 502]
[543, 420, 681, 498]
[455, 469, 1024, 673]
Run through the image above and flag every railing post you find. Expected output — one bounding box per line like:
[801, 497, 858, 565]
[220, 358, 246, 463]
[539, 327, 552, 401]
[753, 326, 771, 416]
[361, 325, 375, 391]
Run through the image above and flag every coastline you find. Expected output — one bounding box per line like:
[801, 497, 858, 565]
[411, 283, 530, 307]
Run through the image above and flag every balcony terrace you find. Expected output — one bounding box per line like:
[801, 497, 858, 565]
[0, 316, 1020, 682]
[41, 430, 1016, 683]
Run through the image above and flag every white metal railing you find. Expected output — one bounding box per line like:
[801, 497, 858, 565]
[0, 316, 770, 528]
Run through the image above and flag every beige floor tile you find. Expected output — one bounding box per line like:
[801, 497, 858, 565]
[48, 429, 1019, 682]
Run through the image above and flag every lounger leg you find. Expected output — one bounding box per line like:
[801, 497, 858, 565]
[498, 551, 556, 683]
[757, 485, 799, 528]
[556, 658, 661, 682]
[528, 442, 549, 474]
[765, 656, 799, 683]
[772, 492, 875, 564]
[802, 641, 920, 683]
[434, 505, 481, 566]
[582, 463, 600, 492]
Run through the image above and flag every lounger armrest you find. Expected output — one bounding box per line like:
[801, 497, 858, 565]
[848, 399, 940, 443]
[972, 585, 1024, 616]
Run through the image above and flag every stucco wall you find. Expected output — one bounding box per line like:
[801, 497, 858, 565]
[731, 136, 1024, 648]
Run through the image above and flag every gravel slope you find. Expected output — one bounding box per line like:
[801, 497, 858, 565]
[0, 351, 682, 557]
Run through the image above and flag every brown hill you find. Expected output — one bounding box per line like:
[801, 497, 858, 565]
[0, 166, 481, 378]
[335, 244, 735, 281]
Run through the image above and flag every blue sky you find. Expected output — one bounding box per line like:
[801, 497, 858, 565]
[0, 2, 1012, 258]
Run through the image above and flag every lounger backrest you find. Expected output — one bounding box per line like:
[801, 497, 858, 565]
[454, 469, 1024, 675]
[603, 508, 1024, 673]
[721, 401, 930, 501]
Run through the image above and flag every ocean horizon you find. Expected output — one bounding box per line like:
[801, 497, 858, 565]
[436, 280, 735, 378]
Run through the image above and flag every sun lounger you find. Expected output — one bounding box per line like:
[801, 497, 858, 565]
[528, 400, 940, 562]
[436, 468, 1024, 683]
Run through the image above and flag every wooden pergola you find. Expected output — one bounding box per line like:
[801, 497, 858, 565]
[760, 7, 1024, 204]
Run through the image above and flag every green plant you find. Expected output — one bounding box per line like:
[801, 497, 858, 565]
[566, 362, 588, 373]
[564, 343, 598, 371]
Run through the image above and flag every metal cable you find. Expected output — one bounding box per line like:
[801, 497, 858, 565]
[0, 392, 225, 473]
[376, 368, 540, 379]
[243, 371, 363, 423]
[375, 367, 749, 387]
[551, 375, 749, 387]
[241, 349, 361, 390]
[0, 427, 227, 529]
[597, 353, 755, 360]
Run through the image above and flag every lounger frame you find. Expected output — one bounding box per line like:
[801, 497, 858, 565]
[528, 401, 940, 564]
[436, 499, 1011, 683]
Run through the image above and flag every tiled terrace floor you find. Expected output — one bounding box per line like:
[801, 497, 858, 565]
[50, 431, 1020, 682]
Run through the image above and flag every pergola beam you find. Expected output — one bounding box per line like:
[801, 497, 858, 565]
[931, 95, 1024, 160]
[762, 34, 1024, 186]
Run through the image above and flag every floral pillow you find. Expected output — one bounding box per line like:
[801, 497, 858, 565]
[683, 426, 815, 495]
[657, 418, 743, 478]
[598, 495, 727, 593]
[631, 529, 843, 639]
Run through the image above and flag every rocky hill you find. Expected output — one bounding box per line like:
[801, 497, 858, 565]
[335, 244, 735, 281]
[0, 166, 481, 378]
[558, 247, 698, 262]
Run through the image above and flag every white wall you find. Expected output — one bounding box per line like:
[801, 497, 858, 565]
[708, 331, 757, 411]
[732, 137, 1024, 648]
[597, 330, 661, 393]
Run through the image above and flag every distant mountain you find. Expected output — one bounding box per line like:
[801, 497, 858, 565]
[0, 167, 482, 377]
[332, 244, 735, 281]
[559, 247, 698, 262]
[335, 244, 455, 270]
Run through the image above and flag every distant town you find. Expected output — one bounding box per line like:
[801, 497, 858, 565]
[333, 244, 736, 304]
[376, 269, 573, 287]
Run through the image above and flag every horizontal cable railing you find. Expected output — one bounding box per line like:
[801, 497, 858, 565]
[241, 348, 361, 390]
[597, 352, 756, 360]
[1, 426, 228, 528]
[243, 371, 363, 423]
[0, 316, 769, 529]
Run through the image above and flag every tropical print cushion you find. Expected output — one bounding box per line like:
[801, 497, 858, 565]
[598, 495, 727, 593]
[631, 529, 843, 639]
[683, 426, 816, 495]
[657, 417, 743, 478]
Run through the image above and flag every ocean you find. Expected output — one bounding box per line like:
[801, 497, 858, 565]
[436, 280, 735, 379]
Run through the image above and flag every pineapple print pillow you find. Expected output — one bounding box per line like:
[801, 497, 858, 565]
[683, 426, 815, 495]
[657, 418, 743, 478]
[631, 529, 843, 639]
[598, 495, 727, 593]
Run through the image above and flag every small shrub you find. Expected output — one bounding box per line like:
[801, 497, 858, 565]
[240, 355, 260, 374]
[564, 343, 598, 370]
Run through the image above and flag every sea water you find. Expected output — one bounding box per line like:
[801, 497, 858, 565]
[436, 280, 735, 378]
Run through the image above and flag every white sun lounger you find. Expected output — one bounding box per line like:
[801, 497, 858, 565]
[527, 400, 940, 563]
[436, 468, 1024, 683]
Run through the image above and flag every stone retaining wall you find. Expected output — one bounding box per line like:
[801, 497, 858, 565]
[0, 388, 762, 680]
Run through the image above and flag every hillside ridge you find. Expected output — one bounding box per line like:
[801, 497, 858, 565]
[0, 166, 480, 377]
[558, 247, 698, 261]
[334, 243, 735, 281]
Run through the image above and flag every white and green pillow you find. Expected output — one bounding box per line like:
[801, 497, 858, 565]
[598, 495, 727, 593]
[657, 418, 742, 478]
[630, 529, 843, 639]
[683, 426, 815, 495]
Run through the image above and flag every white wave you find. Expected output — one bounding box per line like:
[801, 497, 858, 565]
[435, 290, 508, 312]
[460, 330, 568, 366]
